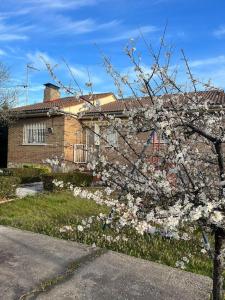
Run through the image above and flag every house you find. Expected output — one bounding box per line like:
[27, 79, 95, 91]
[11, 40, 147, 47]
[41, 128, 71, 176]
[6, 83, 116, 168]
[4, 85, 225, 169]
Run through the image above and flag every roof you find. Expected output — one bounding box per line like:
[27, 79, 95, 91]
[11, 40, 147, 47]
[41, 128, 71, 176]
[13, 90, 225, 119]
[81, 90, 225, 117]
[13, 93, 114, 113]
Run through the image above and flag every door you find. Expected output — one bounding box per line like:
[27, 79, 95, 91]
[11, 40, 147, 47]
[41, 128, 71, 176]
[0, 127, 8, 168]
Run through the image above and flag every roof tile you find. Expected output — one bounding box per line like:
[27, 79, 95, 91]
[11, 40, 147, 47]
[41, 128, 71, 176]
[82, 90, 225, 115]
[14, 93, 113, 112]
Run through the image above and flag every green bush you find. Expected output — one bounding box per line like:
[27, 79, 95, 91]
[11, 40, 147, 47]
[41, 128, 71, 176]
[8, 168, 43, 184]
[0, 176, 20, 199]
[22, 164, 51, 174]
[0, 167, 50, 184]
[42, 172, 93, 192]
[0, 169, 12, 176]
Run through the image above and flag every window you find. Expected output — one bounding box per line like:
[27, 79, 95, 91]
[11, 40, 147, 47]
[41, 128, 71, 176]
[106, 127, 118, 147]
[150, 130, 169, 152]
[23, 122, 46, 144]
[160, 132, 169, 143]
[94, 124, 100, 146]
[74, 144, 88, 163]
[151, 131, 169, 144]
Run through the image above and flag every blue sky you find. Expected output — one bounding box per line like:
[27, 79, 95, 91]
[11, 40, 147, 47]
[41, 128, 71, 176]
[0, 0, 225, 106]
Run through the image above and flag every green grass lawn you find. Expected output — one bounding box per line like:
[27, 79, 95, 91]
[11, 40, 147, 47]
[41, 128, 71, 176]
[0, 191, 215, 281]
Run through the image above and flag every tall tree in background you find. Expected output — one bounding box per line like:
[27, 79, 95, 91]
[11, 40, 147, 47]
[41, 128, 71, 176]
[0, 62, 17, 125]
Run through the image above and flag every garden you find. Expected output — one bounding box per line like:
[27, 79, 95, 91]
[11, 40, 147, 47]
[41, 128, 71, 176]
[0, 165, 218, 284]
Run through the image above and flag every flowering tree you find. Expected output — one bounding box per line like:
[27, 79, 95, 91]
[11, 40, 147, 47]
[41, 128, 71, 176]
[45, 38, 225, 299]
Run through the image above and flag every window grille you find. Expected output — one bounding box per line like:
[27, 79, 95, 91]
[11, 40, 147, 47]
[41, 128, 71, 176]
[23, 122, 46, 144]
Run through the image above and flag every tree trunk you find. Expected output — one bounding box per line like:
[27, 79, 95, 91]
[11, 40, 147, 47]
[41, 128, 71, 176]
[213, 229, 225, 300]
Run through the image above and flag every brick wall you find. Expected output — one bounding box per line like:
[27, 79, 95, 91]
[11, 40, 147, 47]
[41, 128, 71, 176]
[8, 114, 216, 170]
[99, 129, 166, 166]
[63, 116, 84, 162]
[8, 115, 65, 167]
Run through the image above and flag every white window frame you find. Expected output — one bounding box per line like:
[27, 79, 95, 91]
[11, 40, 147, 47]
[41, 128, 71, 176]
[94, 123, 100, 146]
[105, 127, 118, 148]
[23, 122, 47, 145]
[74, 144, 88, 163]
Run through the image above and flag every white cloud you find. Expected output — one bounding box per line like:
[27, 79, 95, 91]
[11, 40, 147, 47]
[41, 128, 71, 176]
[70, 65, 102, 85]
[26, 51, 57, 70]
[52, 16, 120, 35]
[213, 26, 225, 38]
[25, 52, 103, 86]
[4, 0, 101, 14]
[174, 55, 225, 89]
[28, 85, 44, 92]
[189, 55, 225, 68]
[32, 0, 98, 9]
[191, 67, 225, 89]
[0, 18, 31, 41]
[0, 49, 6, 55]
[0, 8, 32, 18]
[0, 34, 28, 41]
[93, 25, 158, 43]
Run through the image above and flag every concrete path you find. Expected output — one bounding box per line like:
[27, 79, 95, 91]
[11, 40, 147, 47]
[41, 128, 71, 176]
[0, 226, 212, 300]
[16, 182, 44, 198]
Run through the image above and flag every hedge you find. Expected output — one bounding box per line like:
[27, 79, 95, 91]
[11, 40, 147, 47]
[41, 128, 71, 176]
[22, 164, 51, 174]
[0, 176, 20, 199]
[0, 167, 50, 184]
[42, 172, 93, 192]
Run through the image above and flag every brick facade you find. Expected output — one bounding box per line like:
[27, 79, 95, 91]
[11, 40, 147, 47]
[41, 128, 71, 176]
[64, 116, 84, 162]
[7, 113, 213, 171]
[8, 90, 222, 169]
[7, 115, 84, 167]
[6, 89, 117, 168]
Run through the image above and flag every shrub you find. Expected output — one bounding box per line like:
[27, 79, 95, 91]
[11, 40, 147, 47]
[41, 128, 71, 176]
[1, 167, 50, 184]
[42, 172, 93, 192]
[0, 168, 13, 176]
[9, 168, 43, 184]
[22, 164, 51, 174]
[0, 176, 20, 199]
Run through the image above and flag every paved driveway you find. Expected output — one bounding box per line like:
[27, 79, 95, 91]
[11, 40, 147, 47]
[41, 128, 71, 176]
[16, 182, 44, 198]
[0, 226, 212, 300]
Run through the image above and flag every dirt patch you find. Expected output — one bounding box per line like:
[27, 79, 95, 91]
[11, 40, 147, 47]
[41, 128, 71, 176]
[0, 198, 16, 204]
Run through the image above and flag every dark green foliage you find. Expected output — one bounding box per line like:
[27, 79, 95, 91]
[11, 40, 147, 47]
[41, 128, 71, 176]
[8, 168, 44, 184]
[0, 166, 50, 184]
[22, 164, 51, 174]
[42, 172, 93, 191]
[0, 176, 20, 198]
[0, 168, 12, 176]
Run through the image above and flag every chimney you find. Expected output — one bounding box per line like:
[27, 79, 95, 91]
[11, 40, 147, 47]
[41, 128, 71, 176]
[43, 83, 60, 102]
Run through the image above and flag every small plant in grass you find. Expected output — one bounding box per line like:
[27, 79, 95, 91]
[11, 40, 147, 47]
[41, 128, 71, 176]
[42, 172, 93, 192]
[57, 212, 212, 278]
[0, 176, 20, 199]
